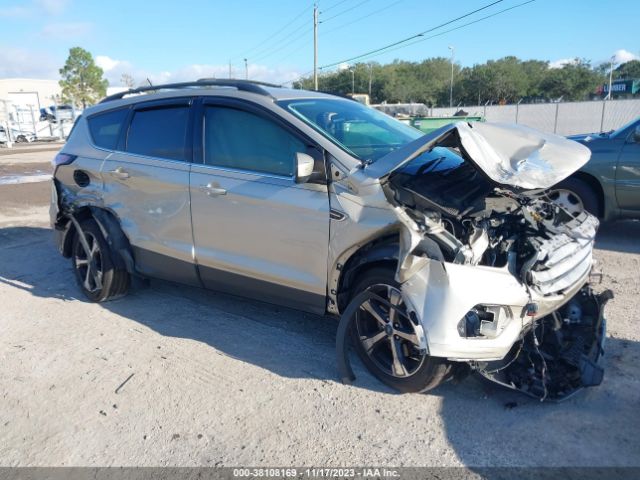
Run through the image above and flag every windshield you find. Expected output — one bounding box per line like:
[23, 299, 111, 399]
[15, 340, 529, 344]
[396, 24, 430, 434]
[610, 117, 640, 138]
[279, 98, 423, 162]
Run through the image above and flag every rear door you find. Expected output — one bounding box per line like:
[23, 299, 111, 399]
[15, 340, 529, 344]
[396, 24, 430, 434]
[100, 98, 199, 285]
[189, 98, 330, 313]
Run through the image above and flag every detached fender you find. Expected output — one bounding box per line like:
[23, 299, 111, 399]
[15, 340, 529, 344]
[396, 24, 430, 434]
[88, 207, 135, 274]
[55, 207, 135, 275]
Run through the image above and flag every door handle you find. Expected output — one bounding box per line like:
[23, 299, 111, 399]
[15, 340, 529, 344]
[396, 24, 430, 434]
[199, 183, 227, 197]
[109, 167, 130, 179]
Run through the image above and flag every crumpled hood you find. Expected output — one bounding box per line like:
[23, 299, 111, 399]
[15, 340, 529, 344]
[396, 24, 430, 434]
[365, 121, 592, 190]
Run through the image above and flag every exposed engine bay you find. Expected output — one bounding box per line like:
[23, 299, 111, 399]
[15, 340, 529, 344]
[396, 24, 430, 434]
[387, 146, 598, 295]
[367, 125, 611, 400]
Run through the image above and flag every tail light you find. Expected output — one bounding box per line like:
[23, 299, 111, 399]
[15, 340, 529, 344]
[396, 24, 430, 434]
[52, 152, 77, 168]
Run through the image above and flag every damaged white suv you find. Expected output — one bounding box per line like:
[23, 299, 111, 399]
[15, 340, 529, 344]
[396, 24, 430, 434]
[51, 80, 611, 401]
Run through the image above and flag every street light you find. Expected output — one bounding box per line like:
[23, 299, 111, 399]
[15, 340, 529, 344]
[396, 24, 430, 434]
[244, 58, 249, 80]
[607, 55, 615, 100]
[448, 46, 455, 108]
[350, 68, 355, 94]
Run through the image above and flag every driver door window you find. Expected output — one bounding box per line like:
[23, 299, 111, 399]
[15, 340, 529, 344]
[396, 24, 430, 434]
[204, 107, 304, 177]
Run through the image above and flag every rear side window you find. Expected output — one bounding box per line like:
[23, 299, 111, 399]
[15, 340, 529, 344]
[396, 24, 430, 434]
[204, 106, 303, 176]
[88, 109, 128, 150]
[126, 106, 189, 161]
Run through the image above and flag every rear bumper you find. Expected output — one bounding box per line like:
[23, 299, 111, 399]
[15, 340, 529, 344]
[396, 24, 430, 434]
[50, 180, 72, 257]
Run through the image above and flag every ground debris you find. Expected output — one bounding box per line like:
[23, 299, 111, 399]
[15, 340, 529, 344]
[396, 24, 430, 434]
[115, 373, 135, 394]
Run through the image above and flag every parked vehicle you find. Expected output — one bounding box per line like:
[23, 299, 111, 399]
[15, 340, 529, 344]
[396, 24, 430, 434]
[0, 125, 35, 143]
[40, 105, 76, 122]
[50, 80, 610, 400]
[548, 117, 640, 220]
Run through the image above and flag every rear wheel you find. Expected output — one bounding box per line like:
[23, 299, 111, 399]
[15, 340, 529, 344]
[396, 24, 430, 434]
[350, 267, 451, 393]
[72, 218, 130, 302]
[547, 178, 599, 217]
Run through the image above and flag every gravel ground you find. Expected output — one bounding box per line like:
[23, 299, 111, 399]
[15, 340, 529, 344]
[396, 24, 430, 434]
[0, 151, 639, 467]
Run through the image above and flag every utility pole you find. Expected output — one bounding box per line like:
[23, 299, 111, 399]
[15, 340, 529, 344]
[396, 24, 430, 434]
[448, 45, 455, 108]
[368, 63, 373, 97]
[229, 60, 232, 79]
[607, 55, 615, 100]
[351, 68, 355, 94]
[244, 58, 248, 80]
[313, 4, 318, 91]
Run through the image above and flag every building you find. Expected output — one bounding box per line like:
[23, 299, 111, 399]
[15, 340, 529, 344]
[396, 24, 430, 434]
[596, 78, 640, 99]
[0, 78, 61, 110]
[0, 78, 67, 142]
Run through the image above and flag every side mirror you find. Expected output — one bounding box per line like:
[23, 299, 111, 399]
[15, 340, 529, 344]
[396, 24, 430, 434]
[295, 152, 315, 183]
[633, 125, 640, 143]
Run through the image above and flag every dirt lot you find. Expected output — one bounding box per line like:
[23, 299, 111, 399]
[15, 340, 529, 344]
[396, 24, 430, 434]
[0, 151, 639, 467]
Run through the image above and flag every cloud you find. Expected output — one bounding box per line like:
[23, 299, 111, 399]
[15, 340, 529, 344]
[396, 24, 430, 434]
[0, 0, 69, 17]
[0, 47, 59, 79]
[0, 5, 31, 17]
[95, 55, 302, 87]
[551, 50, 638, 70]
[611, 49, 638, 64]
[549, 58, 579, 69]
[41, 21, 92, 38]
[0, 48, 303, 88]
[95, 55, 126, 72]
[35, 0, 71, 15]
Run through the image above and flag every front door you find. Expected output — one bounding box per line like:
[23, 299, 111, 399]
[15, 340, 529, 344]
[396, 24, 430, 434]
[189, 99, 330, 313]
[615, 125, 640, 211]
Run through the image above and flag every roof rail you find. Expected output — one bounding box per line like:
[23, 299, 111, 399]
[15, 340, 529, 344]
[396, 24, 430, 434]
[99, 79, 282, 103]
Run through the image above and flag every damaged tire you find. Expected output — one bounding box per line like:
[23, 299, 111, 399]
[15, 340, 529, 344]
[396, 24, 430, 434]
[351, 267, 451, 393]
[72, 218, 130, 302]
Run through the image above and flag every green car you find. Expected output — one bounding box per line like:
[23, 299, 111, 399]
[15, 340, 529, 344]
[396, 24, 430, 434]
[548, 117, 640, 220]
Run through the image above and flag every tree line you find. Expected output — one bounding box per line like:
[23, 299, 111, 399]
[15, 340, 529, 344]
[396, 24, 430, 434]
[57, 47, 640, 108]
[294, 56, 640, 106]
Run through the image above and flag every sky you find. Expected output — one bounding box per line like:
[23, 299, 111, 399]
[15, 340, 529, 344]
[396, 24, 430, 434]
[0, 0, 638, 87]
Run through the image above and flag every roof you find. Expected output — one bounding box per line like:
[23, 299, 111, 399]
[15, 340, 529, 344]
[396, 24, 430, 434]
[84, 80, 347, 116]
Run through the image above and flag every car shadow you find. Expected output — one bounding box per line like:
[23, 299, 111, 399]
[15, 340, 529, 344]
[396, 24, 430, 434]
[595, 220, 640, 254]
[0, 225, 390, 394]
[2, 225, 639, 468]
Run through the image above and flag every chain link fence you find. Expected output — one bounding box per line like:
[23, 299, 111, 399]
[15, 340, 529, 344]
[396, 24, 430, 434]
[430, 98, 640, 135]
[1, 99, 76, 147]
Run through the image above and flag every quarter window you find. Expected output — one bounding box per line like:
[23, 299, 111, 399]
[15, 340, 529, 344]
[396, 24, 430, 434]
[204, 106, 303, 176]
[126, 106, 189, 161]
[88, 108, 128, 150]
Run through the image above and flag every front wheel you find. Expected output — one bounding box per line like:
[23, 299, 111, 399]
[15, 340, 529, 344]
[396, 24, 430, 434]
[350, 267, 451, 393]
[72, 218, 130, 302]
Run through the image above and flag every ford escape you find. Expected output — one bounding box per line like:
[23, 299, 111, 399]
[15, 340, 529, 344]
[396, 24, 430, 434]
[51, 79, 611, 400]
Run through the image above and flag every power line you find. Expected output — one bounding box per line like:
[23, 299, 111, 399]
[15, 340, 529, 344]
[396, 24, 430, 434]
[249, 21, 312, 63]
[319, 0, 505, 69]
[355, 0, 536, 64]
[320, 0, 371, 23]
[320, 0, 350, 14]
[320, 0, 404, 36]
[287, 0, 534, 85]
[231, 2, 313, 61]
[272, 1, 401, 66]
[251, 25, 314, 64]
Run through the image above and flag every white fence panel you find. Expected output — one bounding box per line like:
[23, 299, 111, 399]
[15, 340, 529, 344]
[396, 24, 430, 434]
[431, 99, 640, 135]
[516, 103, 557, 133]
[555, 101, 604, 135]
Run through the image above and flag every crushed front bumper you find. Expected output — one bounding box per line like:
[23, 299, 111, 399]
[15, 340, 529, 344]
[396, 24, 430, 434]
[477, 287, 612, 401]
[400, 258, 596, 362]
